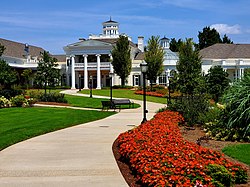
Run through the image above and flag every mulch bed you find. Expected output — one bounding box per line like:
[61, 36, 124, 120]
[35, 102, 71, 106]
[112, 126, 250, 187]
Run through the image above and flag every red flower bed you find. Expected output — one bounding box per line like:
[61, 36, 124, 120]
[117, 110, 247, 186]
[135, 90, 164, 97]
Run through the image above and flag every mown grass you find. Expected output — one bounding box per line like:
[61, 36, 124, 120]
[222, 144, 250, 165]
[64, 94, 140, 109]
[0, 107, 114, 151]
[79, 89, 167, 104]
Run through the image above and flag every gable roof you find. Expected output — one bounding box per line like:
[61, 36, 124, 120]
[0, 38, 45, 59]
[200, 43, 250, 59]
[52, 55, 66, 62]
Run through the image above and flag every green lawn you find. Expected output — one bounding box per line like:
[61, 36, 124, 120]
[222, 144, 250, 165]
[65, 94, 140, 109]
[79, 89, 167, 104]
[0, 107, 114, 151]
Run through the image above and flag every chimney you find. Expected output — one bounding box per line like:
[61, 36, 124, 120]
[138, 36, 144, 52]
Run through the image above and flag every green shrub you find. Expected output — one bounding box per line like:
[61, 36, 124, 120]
[206, 164, 233, 187]
[39, 92, 67, 103]
[0, 89, 23, 99]
[168, 95, 209, 126]
[10, 95, 26, 107]
[112, 85, 134, 89]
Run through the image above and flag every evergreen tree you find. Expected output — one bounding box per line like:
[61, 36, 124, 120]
[21, 69, 33, 89]
[144, 36, 165, 90]
[176, 38, 202, 96]
[35, 51, 60, 94]
[0, 43, 6, 56]
[198, 26, 222, 49]
[169, 38, 182, 52]
[111, 35, 131, 87]
[206, 66, 230, 102]
[222, 34, 233, 44]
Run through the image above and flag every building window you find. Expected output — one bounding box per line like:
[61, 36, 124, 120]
[158, 74, 167, 86]
[133, 75, 140, 86]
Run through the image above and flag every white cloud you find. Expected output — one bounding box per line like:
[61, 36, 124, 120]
[210, 24, 241, 34]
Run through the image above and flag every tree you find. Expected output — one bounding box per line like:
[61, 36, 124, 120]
[205, 66, 230, 102]
[111, 35, 132, 87]
[34, 51, 60, 94]
[144, 36, 165, 90]
[176, 38, 203, 96]
[169, 38, 182, 52]
[0, 45, 17, 89]
[222, 34, 233, 44]
[0, 43, 6, 56]
[21, 69, 33, 89]
[198, 26, 222, 49]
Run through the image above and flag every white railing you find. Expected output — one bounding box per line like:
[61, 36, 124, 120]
[75, 62, 111, 68]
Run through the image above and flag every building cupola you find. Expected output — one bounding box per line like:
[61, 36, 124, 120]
[102, 17, 119, 37]
[160, 36, 170, 49]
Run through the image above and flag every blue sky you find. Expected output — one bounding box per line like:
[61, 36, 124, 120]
[1, 0, 250, 54]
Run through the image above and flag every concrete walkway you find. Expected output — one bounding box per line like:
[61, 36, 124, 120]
[0, 90, 165, 187]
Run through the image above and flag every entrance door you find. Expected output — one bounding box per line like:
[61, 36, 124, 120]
[133, 75, 140, 86]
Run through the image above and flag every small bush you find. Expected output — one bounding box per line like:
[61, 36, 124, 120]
[10, 95, 26, 107]
[0, 89, 24, 99]
[38, 92, 67, 103]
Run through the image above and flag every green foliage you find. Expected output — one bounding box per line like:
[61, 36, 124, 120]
[205, 164, 233, 187]
[21, 69, 33, 89]
[38, 92, 68, 103]
[0, 89, 23, 99]
[222, 73, 250, 139]
[0, 43, 6, 56]
[169, 38, 183, 52]
[205, 66, 230, 102]
[222, 34, 233, 44]
[10, 95, 26, 107]
[198, 26, 222, 49]
[168, 95, 209, 126]
[0, 60, 18, 89]
[176, 38, 203, 96]
[34, 51, 60, 94]
[111, 35, 132, 86]
[144, 36, 165, 88]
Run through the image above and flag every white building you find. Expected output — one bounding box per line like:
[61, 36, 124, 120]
[64, 19, 250, 89]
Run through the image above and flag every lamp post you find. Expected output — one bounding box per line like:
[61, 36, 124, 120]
[140, 61, 148, 124]
[89, 75, 93, 98]
[168, 74, 173, 104]
[78, 74, 81, 91]
[109, 72, 114, 102]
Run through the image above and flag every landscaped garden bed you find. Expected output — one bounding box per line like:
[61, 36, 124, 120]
[115, 110, 248, 187]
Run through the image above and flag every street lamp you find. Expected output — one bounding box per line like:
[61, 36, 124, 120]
[168, 74, 173, 104]
[78, 74, 81, 91]
[109, 72, 114, 102]
[89, 75, 93, 98]
[140, 61, 148, 124]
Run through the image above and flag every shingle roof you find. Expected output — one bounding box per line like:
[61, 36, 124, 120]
[134, 52, 144, 60]
[0, 38, 45, 59]
[52, 55, 66, 62]
[93, 38, 137, 48]
[200, 43, 250, 59]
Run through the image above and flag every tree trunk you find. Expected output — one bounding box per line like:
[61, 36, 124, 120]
[121, 78, 125, 87]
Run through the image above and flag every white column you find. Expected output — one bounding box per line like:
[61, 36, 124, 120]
[96, 54, 101, 89]
[240, 68, 244, 79]
[83, 54, 88, 89]
[71, 55, 76, 89]
[109, 54, 114, 85]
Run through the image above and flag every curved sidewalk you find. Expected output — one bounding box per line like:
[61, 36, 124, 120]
[0, 90, 165, 187]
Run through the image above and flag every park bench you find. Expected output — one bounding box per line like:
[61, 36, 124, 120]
[101, 99, 134, 111]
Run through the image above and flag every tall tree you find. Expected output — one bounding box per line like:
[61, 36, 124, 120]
[144, 36, 165, 90]
[198, 26, 222, 49]
[111, 35, 131, 87]
[222, 34, 233, 44]
[205, 66, 230, 102]
[0, 44, 17, 89]
[176, 38, 202, 96]
[35, 51, 60, 94]
[169, 38, 183, 52]
[21, 69, 33, 89]
[0, 60, 17, 89]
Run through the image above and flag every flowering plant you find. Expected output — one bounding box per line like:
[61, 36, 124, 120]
[118, 110, 247, 186]
[0, 96, 11, 108]
[134, 90, 165, 97]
